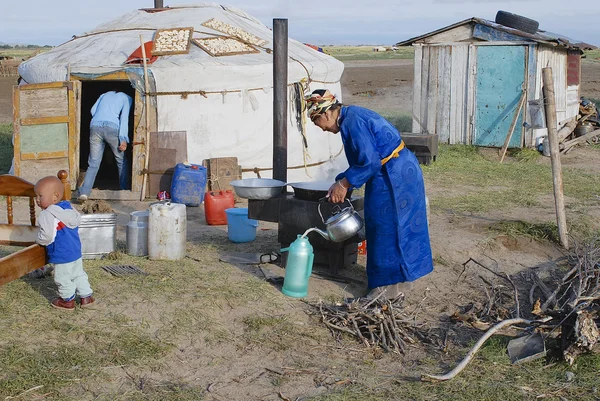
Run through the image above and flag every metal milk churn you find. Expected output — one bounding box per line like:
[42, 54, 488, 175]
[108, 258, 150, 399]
[280, 235, 314, 298]
[126, 210, 149, 256]
[148, 201, 187, 260]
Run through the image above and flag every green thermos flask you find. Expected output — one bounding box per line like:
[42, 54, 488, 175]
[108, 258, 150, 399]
[280, 235, 314, 298]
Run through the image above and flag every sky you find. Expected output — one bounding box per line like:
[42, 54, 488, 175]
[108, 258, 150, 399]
[1, 0, 599, 47]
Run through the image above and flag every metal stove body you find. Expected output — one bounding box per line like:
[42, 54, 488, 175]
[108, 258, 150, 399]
[248, 194, 365, 274]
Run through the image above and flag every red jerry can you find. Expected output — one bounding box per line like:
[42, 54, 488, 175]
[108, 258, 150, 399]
[358, 240, 367, 255]
[204, 190, 235, 225]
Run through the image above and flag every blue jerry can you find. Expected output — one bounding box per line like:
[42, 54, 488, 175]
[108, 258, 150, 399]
[170, 163, 207, 207]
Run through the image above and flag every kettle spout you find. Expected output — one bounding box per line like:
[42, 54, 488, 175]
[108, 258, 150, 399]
[312, 228, 330, 240]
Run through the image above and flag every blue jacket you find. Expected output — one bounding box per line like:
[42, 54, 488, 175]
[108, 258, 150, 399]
[36, 201, 82, 264]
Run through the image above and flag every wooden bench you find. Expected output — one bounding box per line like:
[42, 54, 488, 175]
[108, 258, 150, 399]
[0, 170, 70, 286]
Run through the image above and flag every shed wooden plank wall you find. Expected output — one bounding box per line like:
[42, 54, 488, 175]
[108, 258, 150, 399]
[412, 44, 470, 143]
[533, 46, 578, 143]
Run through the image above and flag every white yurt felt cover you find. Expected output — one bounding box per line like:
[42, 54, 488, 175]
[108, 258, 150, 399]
[19, 3, 348, 182]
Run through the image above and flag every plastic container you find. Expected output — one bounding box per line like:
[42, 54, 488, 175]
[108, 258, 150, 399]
[280, 235, 314, 298]
[225, 208, 258, 243]
[126, 210, 149, 256]
[79, 213, 117, 259]
[148, 202, 187, 260]
[204, 190, 235, 225]
[170, 163, 207, 207]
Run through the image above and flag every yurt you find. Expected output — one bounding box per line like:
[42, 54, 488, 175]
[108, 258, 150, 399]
[15, 2, 346, 198]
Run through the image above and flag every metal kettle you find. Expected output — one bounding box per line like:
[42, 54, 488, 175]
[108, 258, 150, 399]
[312, 199, 364, 242]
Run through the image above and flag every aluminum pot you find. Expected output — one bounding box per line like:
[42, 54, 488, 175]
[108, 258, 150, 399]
[288, 181, 353, 202]
[230, 178, 286, 200]
[312, 199, 363, 242]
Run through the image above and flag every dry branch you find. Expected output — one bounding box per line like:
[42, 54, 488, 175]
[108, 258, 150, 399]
[421, 318, 531, 382]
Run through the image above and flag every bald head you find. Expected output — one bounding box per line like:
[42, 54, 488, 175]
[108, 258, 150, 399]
[34, 176, 64, 209]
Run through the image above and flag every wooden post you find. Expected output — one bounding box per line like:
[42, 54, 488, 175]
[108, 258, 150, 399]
[140, 35, 151, 201]
[542, 68, 568, 249]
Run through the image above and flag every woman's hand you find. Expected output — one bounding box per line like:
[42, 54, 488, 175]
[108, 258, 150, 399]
[327, 178, 349, 203]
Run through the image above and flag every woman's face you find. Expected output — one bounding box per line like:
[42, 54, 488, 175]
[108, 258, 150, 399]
[312, 110, 339, 133]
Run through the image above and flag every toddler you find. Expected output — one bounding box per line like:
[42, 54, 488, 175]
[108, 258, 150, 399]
[34, 176, 94, 310]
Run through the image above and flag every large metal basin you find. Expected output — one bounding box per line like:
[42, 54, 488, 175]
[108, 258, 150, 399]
[230, 178, 286, 200]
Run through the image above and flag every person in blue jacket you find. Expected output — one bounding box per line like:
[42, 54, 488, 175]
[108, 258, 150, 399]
[77, 91, 132, 201]
[306, 89, 433, 300]
[35, 176, 94, 310]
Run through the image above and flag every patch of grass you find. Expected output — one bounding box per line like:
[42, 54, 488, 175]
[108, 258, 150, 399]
[380, 112, 413, 132]
[325, 45, 414, 61]
[423, 144, 600, 213]
[0, 124, 13, 175]
[584, 49, 600, 60]
[490, 220, 559, 243]
[509, 146, 541, 162]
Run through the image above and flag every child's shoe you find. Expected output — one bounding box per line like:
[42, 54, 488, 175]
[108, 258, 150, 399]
[51, 298, 75, 311]
[80, 296, 95, 308]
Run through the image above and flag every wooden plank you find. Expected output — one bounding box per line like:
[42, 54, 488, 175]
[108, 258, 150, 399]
[420, 46, 430, 133]
[437, 46, 451, 142]
[148, 131, 187, 195]
[132, 91, 145, 194]
[20, 123, 68, 154]
[0, 224, 37, 245]
[412, 45, 423, 133]
[466, 44, 477, 144]
[76, 71, 129, 81]
[426, 47, 439, 135]
[88, 189, 144, 201]
[421, 25, 473, 43]
[18, 82, 69, 90]
[19, 87, 68, 119]
[71, 81, 81, 190]
[19, 158, 69, 186]
[12, 85, 21, 176]
[450, 45, 468, 144]
[21, 151, 68, 160]
[525, 44, 537, 147]
[20, 115, 69, 126]
[0, 244, 46, 286]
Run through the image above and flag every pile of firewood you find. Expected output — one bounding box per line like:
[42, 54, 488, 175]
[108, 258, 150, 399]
[305, 294, 437, 354]
[557, 98, 600, 154]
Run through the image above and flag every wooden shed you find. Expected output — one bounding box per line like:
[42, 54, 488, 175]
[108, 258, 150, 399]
[397, 18, 596, 148]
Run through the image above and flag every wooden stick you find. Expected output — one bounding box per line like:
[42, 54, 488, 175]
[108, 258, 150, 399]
[139, 35, 151, 201]
[499, 91, 526, 163]
[557, 118, 578, 143]
[542, 68, 568, 249]
[561, 129, 600, 154]
[421, 318, 531, 382]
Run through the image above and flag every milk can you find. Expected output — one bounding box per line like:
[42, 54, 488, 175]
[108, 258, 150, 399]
[280, 235, 314, 298]
[148, 202, 187, 260]
[126, 210, 149, 256]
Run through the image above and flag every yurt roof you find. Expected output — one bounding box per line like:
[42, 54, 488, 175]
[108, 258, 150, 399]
[18, 3, 344, 92]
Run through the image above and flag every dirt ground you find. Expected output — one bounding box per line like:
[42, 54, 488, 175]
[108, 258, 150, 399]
[1, 59, 600, 400]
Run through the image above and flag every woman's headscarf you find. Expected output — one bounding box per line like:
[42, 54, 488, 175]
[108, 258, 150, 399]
[305, 89, 339, 121]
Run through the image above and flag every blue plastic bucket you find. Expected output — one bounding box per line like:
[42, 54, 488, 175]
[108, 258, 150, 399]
[170, 163, 207, 207]
[225, 208, 259, 243]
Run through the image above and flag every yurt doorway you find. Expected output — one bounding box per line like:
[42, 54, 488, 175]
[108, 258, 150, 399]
[79, 80, 135, 193]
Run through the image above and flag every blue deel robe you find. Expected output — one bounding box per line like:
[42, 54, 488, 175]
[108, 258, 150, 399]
[336, 106, 433, 288]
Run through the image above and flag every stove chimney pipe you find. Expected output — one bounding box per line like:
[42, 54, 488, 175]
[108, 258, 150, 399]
[154, 0, 163, 8]
[272, 18, 288, 183]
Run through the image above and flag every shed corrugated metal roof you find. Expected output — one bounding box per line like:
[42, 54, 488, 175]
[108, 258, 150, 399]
[396, 17, 596, 50]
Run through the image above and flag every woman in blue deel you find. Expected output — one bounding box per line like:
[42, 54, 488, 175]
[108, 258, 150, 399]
[306, 89, 433, 299]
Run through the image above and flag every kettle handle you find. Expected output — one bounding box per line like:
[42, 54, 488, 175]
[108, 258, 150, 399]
[317, 198, 328, 224]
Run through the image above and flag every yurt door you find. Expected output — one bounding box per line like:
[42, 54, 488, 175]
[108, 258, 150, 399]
[473, 45, 527, 147]
[12, 81, 81, 189]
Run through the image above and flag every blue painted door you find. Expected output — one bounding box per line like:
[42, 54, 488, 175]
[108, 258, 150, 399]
[474, 46, 526, 147]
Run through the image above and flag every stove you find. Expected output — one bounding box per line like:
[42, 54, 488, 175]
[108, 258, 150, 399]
[248, 194, 365, 274]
